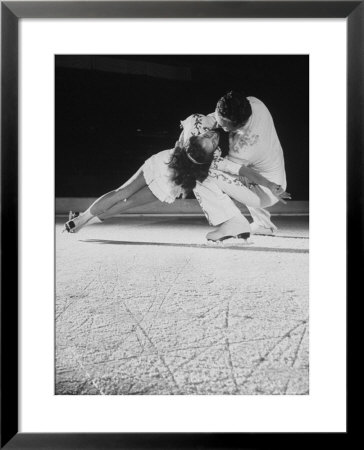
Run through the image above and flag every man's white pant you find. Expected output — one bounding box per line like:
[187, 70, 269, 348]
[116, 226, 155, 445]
[193, 169, 280, 229]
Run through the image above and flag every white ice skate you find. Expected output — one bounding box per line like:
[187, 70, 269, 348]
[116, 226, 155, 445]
[206, 215, 251, 243]
[63, 211, 80, 233]
[250, 222, 276, 236]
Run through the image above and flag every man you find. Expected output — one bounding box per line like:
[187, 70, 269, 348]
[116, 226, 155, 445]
[193, 91, 289, 241]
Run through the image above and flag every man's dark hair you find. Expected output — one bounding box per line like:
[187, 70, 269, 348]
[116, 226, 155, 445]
[216, 90, 252, 126]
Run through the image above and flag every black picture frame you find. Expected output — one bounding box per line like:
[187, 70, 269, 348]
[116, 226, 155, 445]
[1, 1, 359, 448]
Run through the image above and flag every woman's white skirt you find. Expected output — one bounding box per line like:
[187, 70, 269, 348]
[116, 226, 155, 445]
[142, 149, 184, 204]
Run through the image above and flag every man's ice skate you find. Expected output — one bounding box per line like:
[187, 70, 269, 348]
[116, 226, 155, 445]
[250, 222, 276, 236]
[206, 215, 251, 243]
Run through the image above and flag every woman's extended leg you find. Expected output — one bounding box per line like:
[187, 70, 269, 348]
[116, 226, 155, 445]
[65, 168, 147, 232]
[89, 168, 146, 216]
[98, 185, 159, 219]
[97, 199, 136, 221]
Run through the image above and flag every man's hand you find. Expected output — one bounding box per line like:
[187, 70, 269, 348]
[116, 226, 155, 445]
[268, 183, 292, 204]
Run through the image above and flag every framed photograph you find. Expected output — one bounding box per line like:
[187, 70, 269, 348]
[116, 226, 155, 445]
[1, 1, 358, 448]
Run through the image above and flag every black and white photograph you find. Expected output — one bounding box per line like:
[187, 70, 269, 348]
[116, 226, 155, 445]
[55, 55, 309, 396]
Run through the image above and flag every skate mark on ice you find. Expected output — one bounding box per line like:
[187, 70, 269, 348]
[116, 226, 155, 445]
[224, 300, 239, 394]
[283, 326, 308, 396]
[175, 336, 226, 371]
[240, 319, 308, 387]
[172, 293, 220, 320]
[56, 276, 97, 321]
[120, 299, 180, 391]
[97, 261, 118, 297]
[143, 258, 191, 345]
[291, 325, 307, 368]
[81, 316, 95, 362]
[69, 347, 106, 395]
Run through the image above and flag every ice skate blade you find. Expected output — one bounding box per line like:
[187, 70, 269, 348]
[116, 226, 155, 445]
[207, 232, 250, 243]
[251, 227, 275, 236]
[207, 239, 252, 247]
[207, 234, 253, 246]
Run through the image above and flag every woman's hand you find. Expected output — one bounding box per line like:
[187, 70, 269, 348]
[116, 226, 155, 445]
[268, 182, 292, 204]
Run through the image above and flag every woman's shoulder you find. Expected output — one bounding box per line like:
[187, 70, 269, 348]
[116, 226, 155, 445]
[180, 113, 217, 134]
[180, 113, 207, 125]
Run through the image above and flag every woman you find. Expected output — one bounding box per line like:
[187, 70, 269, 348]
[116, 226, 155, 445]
[64, 114, 222, 233]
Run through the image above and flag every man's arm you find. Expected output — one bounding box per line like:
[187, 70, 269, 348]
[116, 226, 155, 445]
[212, 158, 291, 203]
[238, 165, 272, 189]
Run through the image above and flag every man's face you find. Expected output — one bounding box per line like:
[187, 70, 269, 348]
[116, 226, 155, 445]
[215, 110, 243, 132]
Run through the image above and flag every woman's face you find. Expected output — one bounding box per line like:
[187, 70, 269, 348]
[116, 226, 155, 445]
[195, 130, 220, 154]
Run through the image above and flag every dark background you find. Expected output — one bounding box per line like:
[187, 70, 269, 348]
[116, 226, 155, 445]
[55, 55, 309, 199]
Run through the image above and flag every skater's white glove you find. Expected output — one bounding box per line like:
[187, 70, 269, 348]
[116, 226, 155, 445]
[211, 157, 241, 175]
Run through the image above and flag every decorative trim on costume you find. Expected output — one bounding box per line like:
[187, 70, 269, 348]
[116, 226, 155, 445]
[208, 170, 247, 188]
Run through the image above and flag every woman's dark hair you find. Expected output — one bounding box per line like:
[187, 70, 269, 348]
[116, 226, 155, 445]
[168, 136, 214, 192]
[216, 90, 252, 126]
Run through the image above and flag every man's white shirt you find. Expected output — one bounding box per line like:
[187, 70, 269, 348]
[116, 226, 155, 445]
[210, 96, 287, 188]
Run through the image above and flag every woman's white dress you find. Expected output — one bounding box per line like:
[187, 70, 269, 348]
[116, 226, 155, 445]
[142, 149, 183, 203]
[141, 114, 217, 204]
